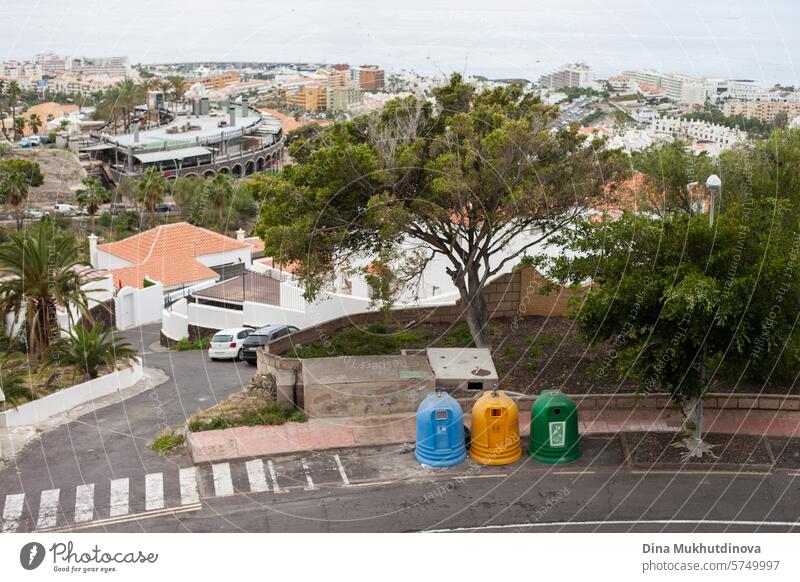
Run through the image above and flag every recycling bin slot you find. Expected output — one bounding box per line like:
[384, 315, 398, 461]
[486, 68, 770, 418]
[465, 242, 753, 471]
[467, 381, 483, 391]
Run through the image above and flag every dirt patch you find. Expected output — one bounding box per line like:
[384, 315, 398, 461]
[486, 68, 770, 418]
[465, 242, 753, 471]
[7, 149, 85, 205]
[625, 432, 773, 467]
[767, 437, 800, 469]
[303, 316, 641, 395]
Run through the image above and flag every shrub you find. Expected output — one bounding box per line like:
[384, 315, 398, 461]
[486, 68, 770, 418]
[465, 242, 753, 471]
[189, 403, 307, 432]
[442, 322, 475, 347]
[151, 429, 185, 454]
[173, 337, 209, 351]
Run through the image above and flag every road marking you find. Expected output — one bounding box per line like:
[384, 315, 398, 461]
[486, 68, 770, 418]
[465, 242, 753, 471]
[553, 470, 596, 475]
[245, 460, 269, 493]
[2, 493, 25, 533]
[301, 458, 316, 490]
[74, 484, 95, 523]
[631, 470, 771, 476]
[179, 467, 200, 505]
[267, 460, 281, 493]
[36, 489, 60, 530]
[109, 478, 129, 517]
[426, 519, 800, 533]
[145, 473, 164, 511]
[334, 454, 350, 486]
[212, 463, 234, 497]
[455, 474, 508, 480]
[49, 503, 202, 532]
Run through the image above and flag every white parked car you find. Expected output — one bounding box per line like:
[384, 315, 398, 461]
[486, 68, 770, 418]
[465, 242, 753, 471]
[23, 208, 45, 219]
[207, 327, 254, 361]
[53, 203, 79, 215]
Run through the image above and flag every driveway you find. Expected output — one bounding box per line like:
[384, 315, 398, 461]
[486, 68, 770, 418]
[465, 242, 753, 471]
[0, 323, 255, 532]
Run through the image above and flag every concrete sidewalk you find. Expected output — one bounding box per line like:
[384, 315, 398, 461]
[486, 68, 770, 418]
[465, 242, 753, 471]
[188, 405, 800, 463]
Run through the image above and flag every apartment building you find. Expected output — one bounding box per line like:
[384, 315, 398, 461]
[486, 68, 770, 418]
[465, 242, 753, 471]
[650, 117, 746, 147]
[624, 69, 705, 105]
[540, 63, 594, 90]
[286, 84, 327, 112]
[327, 86, 361, 111]
[723, 99, 800, 123]
[352, 65, 385, 90]
[67, 56, 129, 78]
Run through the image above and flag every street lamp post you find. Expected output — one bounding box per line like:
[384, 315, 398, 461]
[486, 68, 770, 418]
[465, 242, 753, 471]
[692, 173, 722, 457]
[706, 174, 721, 226]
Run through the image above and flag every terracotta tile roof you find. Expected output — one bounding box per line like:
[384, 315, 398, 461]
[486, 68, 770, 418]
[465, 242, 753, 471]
[256, 257, 300, 274]
[99, 222, 250, 289]
[244, 236, 265, 255]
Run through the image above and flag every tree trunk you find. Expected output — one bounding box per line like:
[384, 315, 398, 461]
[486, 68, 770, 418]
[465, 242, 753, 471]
[457, 278, 491, 348]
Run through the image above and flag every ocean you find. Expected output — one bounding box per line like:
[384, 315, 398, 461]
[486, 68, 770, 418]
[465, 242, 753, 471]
[1, 0, 798, 85]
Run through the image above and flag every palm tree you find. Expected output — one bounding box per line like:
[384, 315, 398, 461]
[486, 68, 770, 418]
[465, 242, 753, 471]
[166, 76, 185, 114]
[28, 113, 42, 135]
[76, 176, 110, 232]
[204, 173, 233, 228]
[137, 167, 166, 228]
[0, 226, 94, 356]
[48, 323, 137, 380]
[13, 117, 25, 141]
[0, 353, 31, 407]
[8, 81, 20, 140]
[0, 169, 29, 229]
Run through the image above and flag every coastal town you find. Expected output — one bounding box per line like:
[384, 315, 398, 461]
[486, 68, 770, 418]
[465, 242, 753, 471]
[1, 2, 800, 576]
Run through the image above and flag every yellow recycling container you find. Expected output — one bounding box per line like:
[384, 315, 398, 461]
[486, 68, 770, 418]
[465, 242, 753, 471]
[469, 390, 522, 465]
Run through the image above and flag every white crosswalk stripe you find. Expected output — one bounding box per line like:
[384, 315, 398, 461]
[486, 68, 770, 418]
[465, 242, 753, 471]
[245, 459, 269, 493]
[145, 473, 164, 511]
[301, 458, 316, 490]
[37, 489, 60, 530]
[2, 493, 25, 533]
[109, 478, 130, 517]
[334, 454, 350, 486]
[212, 463, 234, 497]
[74, 484, 94, 523]
[4, 455, 361, 530]
[267, 460, 281, 493]
[179, 467, 200, 505]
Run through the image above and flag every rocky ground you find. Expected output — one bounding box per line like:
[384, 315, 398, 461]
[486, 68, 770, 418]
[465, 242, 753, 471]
[5, 148, 86, 205]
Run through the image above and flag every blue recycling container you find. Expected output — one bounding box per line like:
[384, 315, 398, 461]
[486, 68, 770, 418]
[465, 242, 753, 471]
[415, 390, 467, 467]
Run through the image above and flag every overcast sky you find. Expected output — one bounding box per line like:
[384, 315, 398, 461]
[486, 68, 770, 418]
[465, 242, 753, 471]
[1, 0, 798, 84]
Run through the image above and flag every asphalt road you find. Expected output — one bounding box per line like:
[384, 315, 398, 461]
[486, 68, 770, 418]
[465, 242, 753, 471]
[0, 324, 254, 531]
[2, 324, 800, 533]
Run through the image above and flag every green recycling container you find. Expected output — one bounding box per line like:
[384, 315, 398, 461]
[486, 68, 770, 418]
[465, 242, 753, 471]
[528, 389, 581, 463]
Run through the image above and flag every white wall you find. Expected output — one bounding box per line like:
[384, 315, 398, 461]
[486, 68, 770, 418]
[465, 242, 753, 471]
[187, 302, 245, 330]
[0, 360, 143, 428]
[195, 247, 252, 268]
[115, 282, 164, 330]
[162, 306, 189, 341]
[94, 249, 133, 270]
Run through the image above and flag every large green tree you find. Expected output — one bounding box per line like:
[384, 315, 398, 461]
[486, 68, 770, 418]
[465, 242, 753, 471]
[545, 198, 800, 457]
[254, 74, 627, 346]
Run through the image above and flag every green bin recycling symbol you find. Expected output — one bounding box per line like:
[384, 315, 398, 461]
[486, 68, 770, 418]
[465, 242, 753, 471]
[548, 421, 566, 447]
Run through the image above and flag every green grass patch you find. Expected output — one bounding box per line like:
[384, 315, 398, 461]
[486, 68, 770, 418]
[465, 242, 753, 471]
[527, 335, 557, 359]
[151, 429, 185, 454]
[286, 324, 429, 358]
[189, 403, 308, 432]
[173, 337, 209, 351]
[442, 322, 475, 347]
[501, 344, 519, 360]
